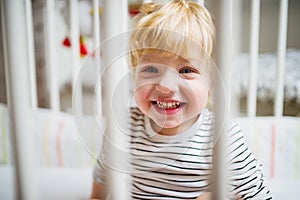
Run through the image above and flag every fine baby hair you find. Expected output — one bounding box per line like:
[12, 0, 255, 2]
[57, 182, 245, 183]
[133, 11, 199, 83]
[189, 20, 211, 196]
[129, 0, 215, 110]
[129, 0, 215, 69]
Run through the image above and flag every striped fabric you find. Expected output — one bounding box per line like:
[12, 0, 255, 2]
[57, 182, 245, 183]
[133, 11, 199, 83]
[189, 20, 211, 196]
[94, 107, 272, 199]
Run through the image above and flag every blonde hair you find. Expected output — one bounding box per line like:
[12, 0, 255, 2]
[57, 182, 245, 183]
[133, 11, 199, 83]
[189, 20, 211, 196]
[129, 0, 215, 68]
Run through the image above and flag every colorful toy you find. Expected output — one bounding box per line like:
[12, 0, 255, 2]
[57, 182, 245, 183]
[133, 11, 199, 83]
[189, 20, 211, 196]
[60, 0, 103, 58]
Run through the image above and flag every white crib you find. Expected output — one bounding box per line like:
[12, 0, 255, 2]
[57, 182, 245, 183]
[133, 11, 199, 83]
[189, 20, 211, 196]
[0, 0, 299, 199]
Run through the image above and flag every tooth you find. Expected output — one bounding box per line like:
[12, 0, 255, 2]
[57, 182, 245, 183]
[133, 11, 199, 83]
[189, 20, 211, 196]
[155, 101, 182, 109]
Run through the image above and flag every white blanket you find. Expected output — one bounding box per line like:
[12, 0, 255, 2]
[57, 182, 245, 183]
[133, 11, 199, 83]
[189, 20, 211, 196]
[0, 165, 93, 200]
[234, 49, 300, 103]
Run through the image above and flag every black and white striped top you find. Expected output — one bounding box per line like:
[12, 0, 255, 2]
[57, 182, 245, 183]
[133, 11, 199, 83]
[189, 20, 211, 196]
[93, 107, 272, 199]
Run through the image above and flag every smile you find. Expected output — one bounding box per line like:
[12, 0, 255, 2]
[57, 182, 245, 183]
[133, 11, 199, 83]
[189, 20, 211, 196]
[152, 101, 185, 110]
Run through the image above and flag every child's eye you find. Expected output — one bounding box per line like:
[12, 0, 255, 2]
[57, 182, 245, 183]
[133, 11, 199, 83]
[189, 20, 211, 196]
[179, 67, 198, 74]
[143, 66, 159, 73]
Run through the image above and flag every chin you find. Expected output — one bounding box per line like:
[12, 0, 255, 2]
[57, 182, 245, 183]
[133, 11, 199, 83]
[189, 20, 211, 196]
[153, 119, 181, 129]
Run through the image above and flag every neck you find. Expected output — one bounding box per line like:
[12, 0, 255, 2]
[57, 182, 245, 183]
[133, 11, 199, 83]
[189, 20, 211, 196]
[150, 115, 199, 136]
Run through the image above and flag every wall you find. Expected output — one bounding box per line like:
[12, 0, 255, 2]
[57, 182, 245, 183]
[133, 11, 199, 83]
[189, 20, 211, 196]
[240, 0, 300, 53]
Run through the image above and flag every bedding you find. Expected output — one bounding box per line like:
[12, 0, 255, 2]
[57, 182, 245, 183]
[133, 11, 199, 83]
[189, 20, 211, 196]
[234, 49, 300, 103]
[0, 165, 299, 199]
[235, 116, 300, 199]
[235, 116, 300, 179]
[1, 103, 300, 199]
[0, 103, 98, 199]
[0, 103, 102, 167]
[0, 165, 93, 200]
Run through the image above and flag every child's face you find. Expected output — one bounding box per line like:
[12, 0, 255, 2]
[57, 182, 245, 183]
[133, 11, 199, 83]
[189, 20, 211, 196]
[134, 52, 210, 135]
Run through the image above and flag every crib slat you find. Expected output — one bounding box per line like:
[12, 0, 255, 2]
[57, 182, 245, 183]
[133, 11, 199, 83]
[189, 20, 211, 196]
[247, 0, 261, 117]
[93, 0, 102, 117]
[2, 0, 38, 199]
[0, 0, 11, 106]
[275, 0, 289, 117]
[70, 0, 83, 115]
[102, 0, 129, 199]
[230, 0, 242, 117]
[209, 0, 232, 198]
[45, 0, 60, 111]
[25, 0, 38, 109]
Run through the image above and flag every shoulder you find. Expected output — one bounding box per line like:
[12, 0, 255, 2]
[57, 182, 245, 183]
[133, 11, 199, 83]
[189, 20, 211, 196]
[203, 111, 249, 161]
[203, 110, 245, 147]
[130, 107, 144, 122]
[226, 121, 245, 146]
[224, 120, 249, 161]
[129, 107, 146, 130]
[224, 121, 272, 198]
[199, 110, 243, 139]
[130, 107, 144, 118]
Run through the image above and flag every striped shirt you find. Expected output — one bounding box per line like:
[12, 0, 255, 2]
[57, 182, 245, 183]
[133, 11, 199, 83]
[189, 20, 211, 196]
[93, 108, 272, 199]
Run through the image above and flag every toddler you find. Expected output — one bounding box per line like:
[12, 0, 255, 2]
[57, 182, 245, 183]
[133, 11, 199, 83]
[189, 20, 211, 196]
[91, 1, 272, 199]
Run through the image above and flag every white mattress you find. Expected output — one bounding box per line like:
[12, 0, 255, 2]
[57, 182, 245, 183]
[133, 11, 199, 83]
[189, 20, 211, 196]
[1, 165, 299, 199]
[0, 165, 93, 200]
[1, 104, 300, 199]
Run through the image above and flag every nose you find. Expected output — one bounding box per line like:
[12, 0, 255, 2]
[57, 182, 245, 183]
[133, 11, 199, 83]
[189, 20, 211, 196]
[155, 69, 179, 94]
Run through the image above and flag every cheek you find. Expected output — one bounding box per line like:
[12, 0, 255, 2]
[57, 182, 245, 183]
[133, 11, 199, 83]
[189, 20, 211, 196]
[189, 81, 209, 107]
[133, 84, 152, 109]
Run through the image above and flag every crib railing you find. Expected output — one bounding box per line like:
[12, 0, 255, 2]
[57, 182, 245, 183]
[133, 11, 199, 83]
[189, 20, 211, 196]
[0, 0, 292, 199]
[247, 0, 289, 117]
[274, 0, 289, 117]
[2, 1, 38, 199]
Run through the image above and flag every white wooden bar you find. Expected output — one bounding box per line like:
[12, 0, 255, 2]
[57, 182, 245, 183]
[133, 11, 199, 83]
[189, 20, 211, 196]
[230, 0, 242, 117]
[0, 0, 11, 107]
[25, 0, 37, 109]
[209, 0, 232, 199]
[102, 0, 129, 199]
[70, 0, 83, 115]
[44, 0, 60, 111]
[3, 0, 37, 199]
[247, 0, 261, 117]
[275, 0, 289, 117]
[93, 0, 102, 118]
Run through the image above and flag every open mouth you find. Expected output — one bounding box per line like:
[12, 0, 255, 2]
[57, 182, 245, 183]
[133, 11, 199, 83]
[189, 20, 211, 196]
[151, 100, 185, 110]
